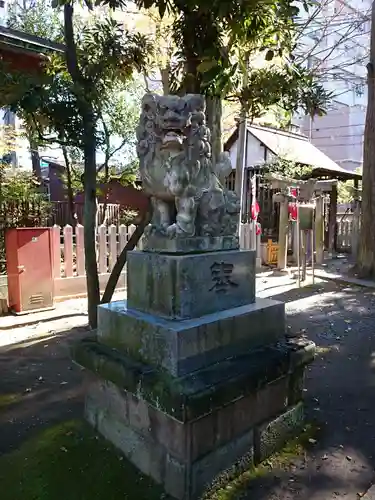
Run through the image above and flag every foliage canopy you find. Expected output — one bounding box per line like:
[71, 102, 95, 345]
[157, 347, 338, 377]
[0, 13, 151, 152]
[134, 0, 331, 119]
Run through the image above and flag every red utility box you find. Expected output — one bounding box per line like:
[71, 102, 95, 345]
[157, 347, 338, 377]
[6, 228, 54, 314]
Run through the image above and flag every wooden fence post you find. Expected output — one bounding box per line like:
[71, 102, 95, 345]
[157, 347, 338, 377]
[51, 225, 61, 279]
[119, 224, 127, 253]
[75, 224, 85, 276]
[108, 224, 117, 271]
[98, 224, 107, 274]
[256, 229, 262, 268]
[63, 225, 73, 277]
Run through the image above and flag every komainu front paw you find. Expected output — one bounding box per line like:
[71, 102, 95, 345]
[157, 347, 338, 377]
[145, 224, 168, 236]
[166, 222, 195, 238]
[166, 223, 178, 238]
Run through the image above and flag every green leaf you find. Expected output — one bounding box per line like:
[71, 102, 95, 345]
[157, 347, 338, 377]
[265, 50, 274, 61]
[197, 59, 217, 73]
[290, 5, 300, 16]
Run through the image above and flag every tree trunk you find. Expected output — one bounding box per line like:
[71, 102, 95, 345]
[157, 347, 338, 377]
[183, 47, 201, 94]
[161, 66, 170, 95]
[61, 144, 76, 226]
[63, 3, 99, 327]
[356, 0, 375, 277]
[26, 128, 42, 179]
[30, 143, 41, 179]
[83, 118, 100, 327]
[206, 96, 222, 168]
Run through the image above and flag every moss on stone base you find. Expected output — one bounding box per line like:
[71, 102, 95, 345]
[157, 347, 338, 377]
[72, 337, 315, 422]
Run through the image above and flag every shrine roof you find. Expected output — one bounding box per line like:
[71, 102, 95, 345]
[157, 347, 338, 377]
[225, 124, 362, 182]
[0, 26, 64, 57]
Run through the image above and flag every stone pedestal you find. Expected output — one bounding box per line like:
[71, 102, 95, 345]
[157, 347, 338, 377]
[72, 247, 315, 499]
[127, 250, 256, 319]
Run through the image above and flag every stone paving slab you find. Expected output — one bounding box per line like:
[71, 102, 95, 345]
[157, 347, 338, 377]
[307, 268, 375, 289]
[0, 291, 126, 348]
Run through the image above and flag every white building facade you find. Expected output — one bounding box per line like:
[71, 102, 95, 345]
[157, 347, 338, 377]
[295, 0, 371, 172]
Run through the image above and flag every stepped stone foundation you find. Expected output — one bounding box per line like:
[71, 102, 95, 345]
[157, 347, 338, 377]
[73, 84, 315, 500]
[73, 247, 315, 499]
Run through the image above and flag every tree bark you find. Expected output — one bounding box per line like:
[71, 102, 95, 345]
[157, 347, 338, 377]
[25, 120, 42, 179]
[183, 42, 201, 94]
[61, 144, 76, 227]
[29, 138, 42, 179]
[83, 117, 100, 327]
[356, 0, 375, 277]
[161, 66, 170, 95]
[64, 3, 100, 327]
[206, 96, 222, 168]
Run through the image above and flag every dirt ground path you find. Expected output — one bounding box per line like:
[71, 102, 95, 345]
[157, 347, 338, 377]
[1, 278, 375, 499]
[0, 325, 88, 454]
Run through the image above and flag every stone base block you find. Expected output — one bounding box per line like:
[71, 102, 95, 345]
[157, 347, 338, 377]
[73, 336, 315, 498]
[97, 298, 285, 376]
[86, 384, 255, 499]
[127, 249, 256, 319]
[73, 336, 315, 421]
[83, 370, 308, 499]
[254, 402, 304, 463]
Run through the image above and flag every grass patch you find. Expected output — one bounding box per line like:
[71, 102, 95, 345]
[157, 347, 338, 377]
[315, 345, 338, 355]
[0, 419, 166, 500]
[0, 392, 22, 409]
[0, 418, 322, 500]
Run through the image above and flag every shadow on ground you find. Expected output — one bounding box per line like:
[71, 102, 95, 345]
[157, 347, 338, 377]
[1, 280, 375, 499]
[0, 313, 88, 331]
[236, 280, 375, 500]
[0, 326, 89, 454]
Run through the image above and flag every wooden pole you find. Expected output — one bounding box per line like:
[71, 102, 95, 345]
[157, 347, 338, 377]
[277, 197, 289, 270]
[235, 55, 249, 241]
[311, 228, 315, 284]
[301, 230, 307, 281]
[297, 204, 300, 288]
[351, 178, 360, 259]
[328, 183, 338, 256]
[315, 195, 324, 264]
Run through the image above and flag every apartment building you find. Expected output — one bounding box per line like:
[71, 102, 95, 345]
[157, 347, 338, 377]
[296, 0, 371, 172]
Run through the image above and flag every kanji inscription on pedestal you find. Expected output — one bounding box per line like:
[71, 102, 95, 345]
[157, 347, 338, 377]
[209, 261, 239, 294]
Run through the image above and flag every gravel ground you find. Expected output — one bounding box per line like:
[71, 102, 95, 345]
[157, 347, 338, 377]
[1, 276, 375, 499]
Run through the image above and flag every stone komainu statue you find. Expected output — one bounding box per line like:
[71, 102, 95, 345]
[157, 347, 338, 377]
[136, 93, 240, 239]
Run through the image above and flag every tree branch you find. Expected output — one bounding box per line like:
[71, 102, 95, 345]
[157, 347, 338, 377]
[63, 4, 83, 85]
[29, 113, 71, 146]
[100, 208, 151, 304]
[143, 71, 151, 92]
[96, 108, 129, 173]
[95, 108, 128, 173]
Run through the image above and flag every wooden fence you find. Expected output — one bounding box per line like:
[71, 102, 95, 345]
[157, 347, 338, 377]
[240, 221, 261, 257]
[51, 223, 139, 300]
[336, 213, 360, 253]
[50, 202, 121, 227]
[52, 222, 260, 300]
[0, 221, 261, 309]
